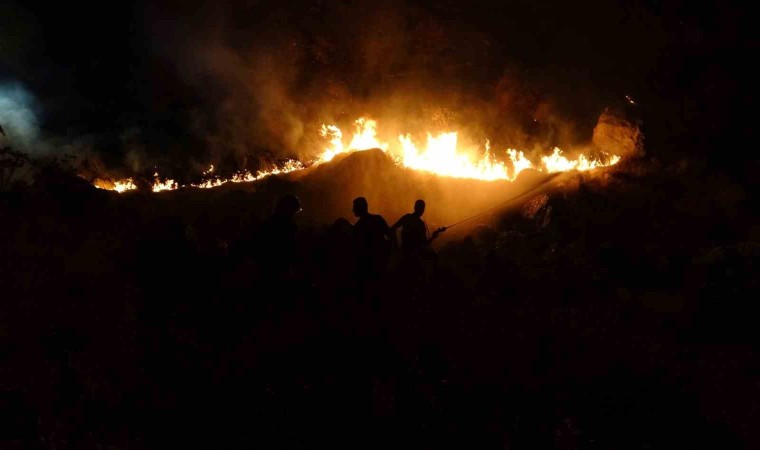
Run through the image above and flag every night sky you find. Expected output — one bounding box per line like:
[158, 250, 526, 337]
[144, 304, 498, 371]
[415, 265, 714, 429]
[1, 0, 753, 178]
[1, 3, 757, 447]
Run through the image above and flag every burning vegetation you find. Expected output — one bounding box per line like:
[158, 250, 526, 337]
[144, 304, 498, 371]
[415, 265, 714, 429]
[2, 0, 755, 447]
[92, 114, 623, 193]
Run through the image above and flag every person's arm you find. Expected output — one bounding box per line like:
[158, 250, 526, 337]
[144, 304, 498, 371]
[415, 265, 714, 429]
[428, 226, 447, 243]
[389, 214, 406, 233]
[387, 215, 404, 246]
[381, 217, 393, 239]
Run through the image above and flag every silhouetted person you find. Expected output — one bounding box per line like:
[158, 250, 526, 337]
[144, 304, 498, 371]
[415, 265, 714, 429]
[351, 197, 392, 281]
[255, 194, 302, 281]
[390, 199, 445, 283]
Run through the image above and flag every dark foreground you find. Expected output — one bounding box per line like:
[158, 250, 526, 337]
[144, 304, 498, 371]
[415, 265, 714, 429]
[1, 159, 758, 449]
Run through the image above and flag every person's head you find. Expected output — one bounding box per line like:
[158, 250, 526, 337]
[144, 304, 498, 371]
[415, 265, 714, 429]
[414, 199, 426, 216]
[352, 197, 368, 217]
[275, 194, 302, 218]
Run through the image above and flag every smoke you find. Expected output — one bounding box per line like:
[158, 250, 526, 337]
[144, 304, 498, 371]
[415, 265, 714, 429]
[0, 80, 110, 181]
[0, 81, 42, 153]
[0, 0, 616, 180]
[141, 0, 608, 177]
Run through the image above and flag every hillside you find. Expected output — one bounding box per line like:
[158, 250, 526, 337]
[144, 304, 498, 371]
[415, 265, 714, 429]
[1, 147, 758, 448]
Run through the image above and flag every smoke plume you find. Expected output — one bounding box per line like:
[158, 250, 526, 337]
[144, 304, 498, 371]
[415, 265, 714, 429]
[139, 0, 610, 180]
[0, 81, 42, 154]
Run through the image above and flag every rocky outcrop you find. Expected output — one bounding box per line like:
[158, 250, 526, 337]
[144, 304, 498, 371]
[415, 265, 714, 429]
[592, 106, 644, 158]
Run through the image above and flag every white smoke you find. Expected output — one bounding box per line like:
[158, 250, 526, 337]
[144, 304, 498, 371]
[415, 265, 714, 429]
[0, 81, 42, 153]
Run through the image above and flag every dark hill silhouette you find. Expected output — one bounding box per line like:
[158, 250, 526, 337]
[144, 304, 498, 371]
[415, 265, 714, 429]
[1, 145, 757, 449]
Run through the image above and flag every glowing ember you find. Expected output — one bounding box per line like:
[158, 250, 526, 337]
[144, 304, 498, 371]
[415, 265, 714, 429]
[194, 178, 226, 189]
[92, 161, 303, 193]
[95, 116, 622, 192]
[191, 159, 305, 189]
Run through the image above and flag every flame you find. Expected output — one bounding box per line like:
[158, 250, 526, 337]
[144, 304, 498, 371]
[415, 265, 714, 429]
[507, 149, 534, 179]
[346, 118, 388, 153]
[95, 116, 622, 192]
[319, 124, 344, 162]
[93, 178, 137, 193]
[399, 133, 513, 181]
[152, 178, 178, 192]
[317, 118, 619, 181]
[541, 148, 621, 173]
[114, 179, 137, 192]
[318, 118, 387, 163]
[193, 159, 305, 189]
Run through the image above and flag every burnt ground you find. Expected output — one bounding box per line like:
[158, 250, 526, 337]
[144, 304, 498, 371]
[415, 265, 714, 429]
[1, 152, 758, 449]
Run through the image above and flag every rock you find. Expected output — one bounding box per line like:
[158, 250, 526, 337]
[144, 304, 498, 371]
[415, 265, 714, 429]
[592, 106, 645, 158]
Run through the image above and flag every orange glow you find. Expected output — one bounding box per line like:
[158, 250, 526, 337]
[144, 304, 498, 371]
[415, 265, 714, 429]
[541, 148, 621, 173]
[95, 116, 622, 192]
[318, 118, 387, 163]
[94, 178, 137, 193]
[398, 133, 513, 181]
[318, 118, 620, 180]
[152, 177, 178, 192]
[192, 160, 305, 189]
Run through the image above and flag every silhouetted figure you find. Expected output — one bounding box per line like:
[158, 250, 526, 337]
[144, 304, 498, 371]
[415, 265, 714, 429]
[255, 194, 302, 281]
[351, 197, 392, 281]
[390, 199, 445, 284]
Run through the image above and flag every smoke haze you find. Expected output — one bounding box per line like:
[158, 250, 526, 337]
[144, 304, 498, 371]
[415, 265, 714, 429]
[2, 0, 750, 180]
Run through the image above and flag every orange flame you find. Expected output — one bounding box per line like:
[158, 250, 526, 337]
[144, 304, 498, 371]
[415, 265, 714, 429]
[95, 116, 621, 192]
[399, 133, 514, 181]
[541, 147, 621, 173]
[318, 118, 387, 163]
[152, 176, 178, 192]
[93, 178, 137, 193]
[319, 118, 620, 180]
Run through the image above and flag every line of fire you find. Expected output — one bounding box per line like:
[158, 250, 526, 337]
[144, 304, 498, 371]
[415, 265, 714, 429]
[1, 0, 755, 448]
[91, 115, 624, 193]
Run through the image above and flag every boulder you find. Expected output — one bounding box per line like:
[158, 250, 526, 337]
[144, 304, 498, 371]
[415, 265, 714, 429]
[592, 106, 644, 158]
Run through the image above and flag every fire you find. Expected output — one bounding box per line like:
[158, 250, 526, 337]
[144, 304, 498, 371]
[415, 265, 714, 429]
[152, 174, 178, 192]
[399, 133, 514, 181]
[94, 116, 621, 193]
[508, 149, 535, 179]
[346, 118, 388, 155]
[114, 179, 137, 192]
[165, 160, 305, 191]
[320, 118, 619, 181]
[93, 178, 137, 193]
[93, 161, 304, 193]
[541, 148, 621, 173]
[318, 118, 387, 163]
[319, 124, 343, 162]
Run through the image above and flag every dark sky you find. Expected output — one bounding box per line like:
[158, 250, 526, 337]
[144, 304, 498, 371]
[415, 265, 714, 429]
[0, 0, 753, 176]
